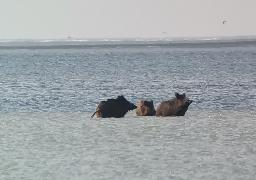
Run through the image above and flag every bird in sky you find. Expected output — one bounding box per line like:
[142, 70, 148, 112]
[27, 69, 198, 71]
[223, 21, 226, 24]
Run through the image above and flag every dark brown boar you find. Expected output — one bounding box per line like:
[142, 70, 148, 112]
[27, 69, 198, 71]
[136, 100, 156, 116]
[156, 93, 192, 116]
[91, 95, 137, 118]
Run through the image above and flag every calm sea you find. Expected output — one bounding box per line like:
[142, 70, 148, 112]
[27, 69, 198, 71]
[0, 38, 256, 179]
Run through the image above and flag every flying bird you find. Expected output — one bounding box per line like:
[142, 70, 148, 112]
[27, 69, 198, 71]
[223, 21, 226, 24]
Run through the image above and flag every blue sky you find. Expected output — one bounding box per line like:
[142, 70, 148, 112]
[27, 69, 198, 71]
[1, 0, 256, 39]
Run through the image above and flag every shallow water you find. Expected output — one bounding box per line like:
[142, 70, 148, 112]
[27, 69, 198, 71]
[0, 39, 256, 179]
[1, 111, 256, 179]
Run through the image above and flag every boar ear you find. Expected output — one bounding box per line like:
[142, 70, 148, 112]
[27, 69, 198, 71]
[117, 95, 127, 102]
[175, 92, 186, 99]
[117, 95, 124, 100]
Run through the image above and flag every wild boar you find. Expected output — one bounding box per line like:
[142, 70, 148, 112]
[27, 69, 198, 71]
[136, 100, 156, 116]
[156, 93, 192, 116]
[91, 95, 137, 118]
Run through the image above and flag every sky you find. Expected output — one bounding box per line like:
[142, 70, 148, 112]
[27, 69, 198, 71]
[1, 0, 256, 39]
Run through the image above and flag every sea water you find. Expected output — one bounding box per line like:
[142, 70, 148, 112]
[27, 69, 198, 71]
[0, 38, 256, 179]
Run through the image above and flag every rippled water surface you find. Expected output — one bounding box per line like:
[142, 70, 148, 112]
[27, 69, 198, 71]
[0, 39, 256, 179]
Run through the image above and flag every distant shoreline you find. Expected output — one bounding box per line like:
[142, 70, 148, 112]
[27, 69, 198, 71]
[1, 35, 256, 43]
[0, 38, 256, 50]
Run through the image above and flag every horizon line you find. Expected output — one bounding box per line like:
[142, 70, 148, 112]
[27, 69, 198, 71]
[1, 35, 256, 41]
